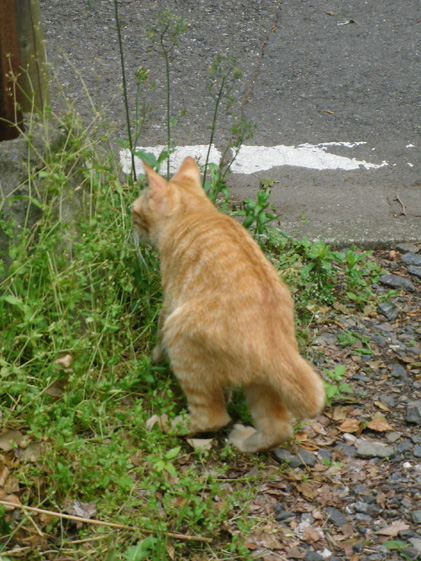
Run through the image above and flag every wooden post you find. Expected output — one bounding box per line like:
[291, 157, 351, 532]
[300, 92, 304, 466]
[15, 0, 49, 113]
[0, 0, 22, 140]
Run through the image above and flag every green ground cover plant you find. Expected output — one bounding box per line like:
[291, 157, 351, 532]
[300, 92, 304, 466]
[0, 8, 388, 559]
[0, 107, 384, 558]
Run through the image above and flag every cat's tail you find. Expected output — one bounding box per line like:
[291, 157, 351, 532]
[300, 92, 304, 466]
[274, 353, 326, 420]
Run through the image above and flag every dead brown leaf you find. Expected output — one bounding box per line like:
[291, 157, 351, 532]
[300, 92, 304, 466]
[244, 531, 282, 551]
[286, 546, 306, 559]
[367, 418, 394, 432]
[376, 520, 409, 537]
[0, 430, 24, 451]
[341, 523, 356, 539]
[333, 301, 349, 314]
[338, 418, 362, 433]
[186, 438, 214, 451]
[0, 465, 9, 487]
[0, 490, 21, 509]
[54, 354, 73, 369]
[302, 526, 322, 544]
[374, 400, 391, 413]
[331, 405, 353, 422]
[4, 476, 19, 494]
[296, 483, 318, 500]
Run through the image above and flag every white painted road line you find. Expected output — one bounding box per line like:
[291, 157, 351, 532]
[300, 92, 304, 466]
[119, 143, 389, 176]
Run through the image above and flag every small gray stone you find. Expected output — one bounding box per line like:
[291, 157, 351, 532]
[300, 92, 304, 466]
[412, 510, 421, 525]
[377, 301, 399, 320]
[274, 508, 295, 522]
[272, 449, 295, 465]
[391, 364, 407, 378]
[315, 332, 338, 346]
[318, 449, 332, 463]
[387, 432, 401, 443]
[406, 401, 421, 425]
[408, 265, 421, 279]
[326, 507, 348, 527]
[355, 501, 370, 514]
[413, 445, 421, 458]
[335, 442, 357, 458]
[396, 243, 420, 254]
[397, 439, 413, 453]
[379, 274, 414, 292]
[409, 538, 421, 555]
[292, 446, 317, 467]
[402, 252, 421, 266]
[371, 334, 386, 346]
[380, 395, 396, 408]
[304, 552, 324, 561]
[408, 345, 420, 355]
[357, 441, 395, 459]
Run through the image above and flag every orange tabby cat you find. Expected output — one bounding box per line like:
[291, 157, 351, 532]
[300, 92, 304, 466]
[132, 157, 325, 452]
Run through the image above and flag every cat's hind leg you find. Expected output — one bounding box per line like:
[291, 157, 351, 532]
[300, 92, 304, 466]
[180, 380, 231, 433]
[228, 384, 292, 452]
[146, 382, 231, 435]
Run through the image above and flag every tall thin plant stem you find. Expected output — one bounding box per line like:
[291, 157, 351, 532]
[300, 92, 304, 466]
[160, 25, 171, 180]
[202, 76, 226, 189]
[114, 0, 137, 181]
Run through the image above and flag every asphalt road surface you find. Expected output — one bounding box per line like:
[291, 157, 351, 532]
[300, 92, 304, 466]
[40, 0, 421, 246]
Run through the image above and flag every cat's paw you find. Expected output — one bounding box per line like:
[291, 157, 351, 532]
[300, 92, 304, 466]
[146, 413, 169, 432]
[152, 345, 166, 363]
[146, 413, 191, 434]
[228, 424, 257, 452]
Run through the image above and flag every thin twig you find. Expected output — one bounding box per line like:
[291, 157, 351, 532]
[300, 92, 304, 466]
[0, 500, 211, 543]
[0, 547, 31, 557]
[394, 193, 406, 215]
[114, 0, 136, 182]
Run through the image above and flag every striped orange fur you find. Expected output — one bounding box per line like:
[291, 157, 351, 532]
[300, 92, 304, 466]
[132, 157, 325, 452]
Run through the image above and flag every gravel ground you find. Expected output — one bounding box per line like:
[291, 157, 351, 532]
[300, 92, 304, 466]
[259, 243, 421, 560]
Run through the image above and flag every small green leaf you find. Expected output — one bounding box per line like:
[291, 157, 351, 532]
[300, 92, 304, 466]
[164, 445, 181, 460]
[2, 295, 23, 308]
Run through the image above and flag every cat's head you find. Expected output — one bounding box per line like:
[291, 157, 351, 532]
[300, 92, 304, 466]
[132, 156, 203, 246]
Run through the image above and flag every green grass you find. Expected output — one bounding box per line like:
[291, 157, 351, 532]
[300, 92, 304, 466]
[0, 104, 386, 559]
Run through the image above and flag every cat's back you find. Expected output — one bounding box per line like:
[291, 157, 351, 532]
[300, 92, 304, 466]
[160, 199, 289, 307]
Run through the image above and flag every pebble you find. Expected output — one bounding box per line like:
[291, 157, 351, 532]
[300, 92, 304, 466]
[292, 446, 318, 467]
[406, 401, 421, 425]
[272, 446, 317, 468]
[377, 301, 399, 321]
[391, 364, 407, 378]
[315, 332, 338, 346]
[402, 252, 421, 266]
[371, 334, 386, 346]
[335, 443, 357, 458]
[318, 449, 332, 463]
[412, 510, 421, 524]
[386, 432, 400, 443]
[274, 507, 295, 522]
[379, 273, 415, 292]
[396, 243, 420, 254]
[304, 552, 324, 561]
[414, 445, 421, 458]
[409, 538, 421, 555]
[396, 439, 413, 453]
[356, 441, 395, 459]
[408, 265, 421, 279]
[326, 507, 348, 527]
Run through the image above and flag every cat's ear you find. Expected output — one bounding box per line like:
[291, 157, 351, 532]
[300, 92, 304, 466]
[142, 161, 169, 205]
[172, 156, 201, 184]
